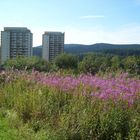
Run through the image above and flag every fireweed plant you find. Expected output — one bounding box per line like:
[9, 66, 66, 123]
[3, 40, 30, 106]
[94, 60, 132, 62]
[0, 70, 140, 139]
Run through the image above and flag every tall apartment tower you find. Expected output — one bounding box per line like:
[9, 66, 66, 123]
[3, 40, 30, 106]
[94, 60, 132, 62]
[42, 32, 64, 61]
[1, 27, 33, 64]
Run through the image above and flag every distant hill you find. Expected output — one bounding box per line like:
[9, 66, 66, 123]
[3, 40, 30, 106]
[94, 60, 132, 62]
[33, 46, 42, 57]
[33, 43, 140, 57]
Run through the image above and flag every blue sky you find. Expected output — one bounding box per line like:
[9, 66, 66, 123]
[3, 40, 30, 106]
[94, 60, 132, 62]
[0, 0, 140, 46]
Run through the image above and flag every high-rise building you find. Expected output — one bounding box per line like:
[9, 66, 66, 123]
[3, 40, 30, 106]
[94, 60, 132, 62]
[42, 32, 64, 61]
[0, 27, 33, 64]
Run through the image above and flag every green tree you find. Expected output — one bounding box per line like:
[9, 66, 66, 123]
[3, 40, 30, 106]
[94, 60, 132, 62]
[99, 56, 112, 72]
[111, 56, 123, 71]
[54, 53, 78, 69]
[78, 53, 99, 74]
[123, 56, 140, 74]
[3, 56, 51, 72]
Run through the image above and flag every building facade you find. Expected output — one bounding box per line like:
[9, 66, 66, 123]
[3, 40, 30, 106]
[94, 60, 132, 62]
[1, 27, 32, 64]
[42, 32, 64, 61]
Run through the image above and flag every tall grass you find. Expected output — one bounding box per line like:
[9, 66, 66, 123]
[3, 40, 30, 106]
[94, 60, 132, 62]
[0, 70, 140, 139]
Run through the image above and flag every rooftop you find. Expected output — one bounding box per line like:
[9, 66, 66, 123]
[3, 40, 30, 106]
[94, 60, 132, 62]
[44, 31, 64, 35]
[4, 27, 31, 32]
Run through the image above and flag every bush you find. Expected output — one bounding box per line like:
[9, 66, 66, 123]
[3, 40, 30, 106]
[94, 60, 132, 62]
[54, 53, 78, 69]
[3, 56, 51, 72]
[0, 71, 140, 139]
[111, 56, 124, 71]
[123, 56, 140, 74]
[78, 53, 110, 74]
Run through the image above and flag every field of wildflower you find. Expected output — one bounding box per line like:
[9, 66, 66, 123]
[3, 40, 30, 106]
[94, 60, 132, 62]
[0, 70, 140, 139]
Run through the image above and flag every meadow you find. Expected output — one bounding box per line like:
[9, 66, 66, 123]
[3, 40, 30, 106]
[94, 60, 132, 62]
[0, 70, 140, 139]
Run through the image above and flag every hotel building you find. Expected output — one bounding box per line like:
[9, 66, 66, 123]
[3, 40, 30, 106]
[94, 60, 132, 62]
[42, 32, 64, 61]
[1, 27, 32, 64]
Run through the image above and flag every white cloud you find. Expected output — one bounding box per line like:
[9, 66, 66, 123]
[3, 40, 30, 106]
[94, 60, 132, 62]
[1, 24, 140, 46]
[80, 15, 105, 19]
[64, 25, 140, 45]
[31, 25, 140, 46]
[31, 26, 65, 46]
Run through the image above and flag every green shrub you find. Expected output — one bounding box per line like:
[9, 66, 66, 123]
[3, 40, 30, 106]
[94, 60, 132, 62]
[54, 53, 78, 69]
[123, 56, 140, 74]
[0, 71, 140, 139]
[78, 53, 107, 74]
[3, 56, 51, 72]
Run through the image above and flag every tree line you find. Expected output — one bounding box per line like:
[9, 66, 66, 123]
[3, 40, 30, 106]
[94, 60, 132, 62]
[2, 53, 140, 75]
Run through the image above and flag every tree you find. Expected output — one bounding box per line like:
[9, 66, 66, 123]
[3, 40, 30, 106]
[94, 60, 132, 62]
[78, 53, 99, 74]
[123, 56, 140, 74]
[3, 56, 51, 72]
[54, 53, 78, 69]
[111, 56, 123, 71]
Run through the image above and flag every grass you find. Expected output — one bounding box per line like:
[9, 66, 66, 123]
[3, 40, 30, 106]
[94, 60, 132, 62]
[0, 70, 140, 139]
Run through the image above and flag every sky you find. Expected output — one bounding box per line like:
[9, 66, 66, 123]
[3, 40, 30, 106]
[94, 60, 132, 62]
[0, 0, 140, 46]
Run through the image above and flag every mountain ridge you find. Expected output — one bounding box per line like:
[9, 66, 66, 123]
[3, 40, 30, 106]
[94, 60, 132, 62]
[33, 43, 140, 57]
